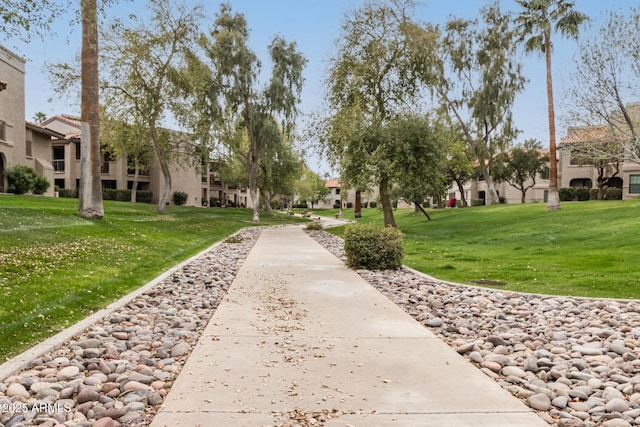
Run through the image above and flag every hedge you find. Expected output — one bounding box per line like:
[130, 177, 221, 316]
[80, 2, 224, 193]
[344, 223, 403, 270]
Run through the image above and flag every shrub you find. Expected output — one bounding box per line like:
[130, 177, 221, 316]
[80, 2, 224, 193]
[32, 175, 50, 194]
[6, 165, 37, 194]
[209, 197, 221, 207]
[362, 201, 369, 208]
[499, 196, 507, 204]
[135, 191, 153, 203]
[471, 198, 484, 206]
[605, 187, 623, 200]
[58, 188, 77, 198]
[346, 202, 353, 208]
[173, 191, 188, 206]
[305, 221, 323, 231]
[559, 188, 574, 201]
[369, 201, 377, 208]
[344, 223, 403, 270]
[575, 187, 591, 201]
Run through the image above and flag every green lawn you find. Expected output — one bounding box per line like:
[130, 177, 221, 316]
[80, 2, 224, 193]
[0, 195, 302, 360]
[315, 200, 640, 299]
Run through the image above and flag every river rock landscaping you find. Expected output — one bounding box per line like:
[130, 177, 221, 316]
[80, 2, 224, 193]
[307, 229, 640, 427]
[1, 224, 639, 426]
[0, 227, 263, 427]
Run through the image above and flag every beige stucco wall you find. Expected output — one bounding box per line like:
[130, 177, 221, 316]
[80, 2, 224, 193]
[0, 46, 26, 192]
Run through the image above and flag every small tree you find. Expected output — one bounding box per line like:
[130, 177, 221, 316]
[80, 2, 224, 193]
[409, 3, 526, 206]
[492, 139, 549, 203]
[100, 0, 203, 213]
[179, 4, 306, 223]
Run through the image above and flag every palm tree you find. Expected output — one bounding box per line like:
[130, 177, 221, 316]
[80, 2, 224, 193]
[515, 0, 588, 211]
[78, 0, 104, 219]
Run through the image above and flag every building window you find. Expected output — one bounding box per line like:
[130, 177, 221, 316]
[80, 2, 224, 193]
[630, 175, 640, 194]
[75, 142, 81, 160]
[53, 146, 65, 171]
[0, 121, 5, 141]
[26, 139, 32, 157]
[335, 188, 340, 195]
[540, 166, 549, 180]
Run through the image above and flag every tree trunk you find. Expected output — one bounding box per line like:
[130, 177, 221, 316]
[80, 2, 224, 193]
[481, 163, 500, 204]
[379, 178, 396, 227]
[248, 161, 259, 222]
[544, 32, 560, 210]
[455, 179, 468, 207]
[150, 125, 171, 213]
[261, 189, 276, 217]
[521, 190, 526, 204]
[130, 158, 139, 203]
[78, 0, 104, 219]
[354, 189, 362, 218]
[414, 200, 431, 220]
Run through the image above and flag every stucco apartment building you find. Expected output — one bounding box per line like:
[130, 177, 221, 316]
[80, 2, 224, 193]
[0, 45, 251, 208]
[0, 46, 62, 197]
[559, 122, 640, 200]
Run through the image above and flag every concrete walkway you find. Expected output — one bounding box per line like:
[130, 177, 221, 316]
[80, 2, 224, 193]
[150, 226, 547, 426]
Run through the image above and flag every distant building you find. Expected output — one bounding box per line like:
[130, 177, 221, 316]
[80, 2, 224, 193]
[559, 123, 640, 200]
[0, 46, 60, 196]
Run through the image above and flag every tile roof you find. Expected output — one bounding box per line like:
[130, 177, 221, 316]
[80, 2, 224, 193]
[325, 179, 341, 188]
[561, 125, 621, 145]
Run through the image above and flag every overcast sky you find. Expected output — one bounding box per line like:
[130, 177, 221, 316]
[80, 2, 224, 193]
[4, 0, 639, 176]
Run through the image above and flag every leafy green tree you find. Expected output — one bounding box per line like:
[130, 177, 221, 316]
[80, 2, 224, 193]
[443, 137, 474, 207]
[1, 0, 72, 43]
[100, 0, 203, 212]
[100, 111, 154, 202]
[389, 114, 447, 220]
[177, 3, 306, 223]
[515, 0, 588, 211]
[409, 2, 525, 206]
[323, 0, 421, 227]
[259, 138, 304, 215]
[492, 139, 549, 203]
[295, 167, 329, 209]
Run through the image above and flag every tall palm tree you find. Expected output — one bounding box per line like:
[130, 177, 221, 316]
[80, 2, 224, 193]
[78, 0, 104, 219]
[515, 0, 588, 211]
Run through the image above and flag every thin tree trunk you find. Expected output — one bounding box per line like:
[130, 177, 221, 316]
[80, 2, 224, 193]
[130, 158, 139, 203]
[481, 163, 500, 204]
[545, 33, 560, 210]
[379, 178, 396, 227]
[261, 189, 275, 217]
[413, 200, 431, 220]
[248, 162, 259, 222]
[150, 125, 171, 213]
[354, 189, 362, 218]
[78, 0, 103, 219]
[455, 179, 468, 207]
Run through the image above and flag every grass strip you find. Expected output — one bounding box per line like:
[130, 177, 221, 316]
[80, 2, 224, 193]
[0, 195, 303, 360]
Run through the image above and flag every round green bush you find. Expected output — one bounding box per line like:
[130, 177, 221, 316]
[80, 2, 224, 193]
[344, 223, 403, 270]
[173, 191, 188, 205]
[6, 165, 36, 194]
[32, 175, 50, 194]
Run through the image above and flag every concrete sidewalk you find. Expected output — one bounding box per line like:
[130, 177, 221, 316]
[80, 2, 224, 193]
[150, 226, 547, 426]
